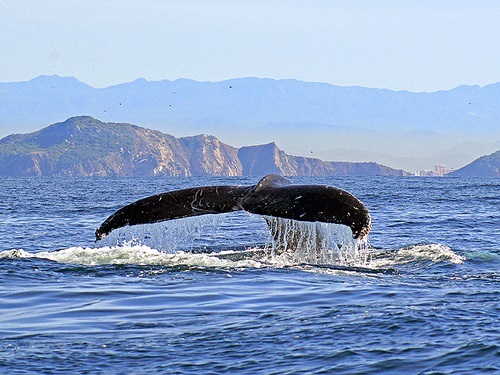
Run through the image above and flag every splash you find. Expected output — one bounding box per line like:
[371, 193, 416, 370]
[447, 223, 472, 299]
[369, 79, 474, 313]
[0, 245, 264, 268]
[97, 213, 243, 253]
[372, 243, 465, 267]
[1, 212, 374, 269]
[263, 217, 371, 267]
[96, 213, 373, 267]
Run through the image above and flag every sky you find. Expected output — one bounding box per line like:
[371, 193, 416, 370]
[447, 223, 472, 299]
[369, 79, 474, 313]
[0, 0, 499, 92]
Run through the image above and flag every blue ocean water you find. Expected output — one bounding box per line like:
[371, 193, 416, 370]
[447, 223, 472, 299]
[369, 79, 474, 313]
[0, 176, 498, 374]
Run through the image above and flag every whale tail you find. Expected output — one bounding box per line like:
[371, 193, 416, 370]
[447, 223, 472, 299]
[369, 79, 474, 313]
[95, 174, 371, 242]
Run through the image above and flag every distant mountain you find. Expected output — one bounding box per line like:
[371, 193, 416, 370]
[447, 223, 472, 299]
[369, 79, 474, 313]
[1, 75, 499, 171]
[448, 150, 500, 177]
[0, 116, 407, 177]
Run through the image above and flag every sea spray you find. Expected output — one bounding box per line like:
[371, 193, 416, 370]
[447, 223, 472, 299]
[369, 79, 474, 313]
[263, 217, 371, 266]
[97, 211, 269, 253]
[371, 243, 465, 267]
[0, 245, 264, 268]
[98, 213, 229, 253]
[96, 212, 372, 266]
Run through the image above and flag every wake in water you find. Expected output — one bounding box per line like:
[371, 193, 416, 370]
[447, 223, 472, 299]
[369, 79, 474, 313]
[372, 243, 465, 267]
[0, 246, 264, 269]
[0, 213, 464, 273]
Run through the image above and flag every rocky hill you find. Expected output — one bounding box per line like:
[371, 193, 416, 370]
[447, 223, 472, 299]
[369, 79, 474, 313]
[448, 150, 500, 177]
[0, 116, 408, 177]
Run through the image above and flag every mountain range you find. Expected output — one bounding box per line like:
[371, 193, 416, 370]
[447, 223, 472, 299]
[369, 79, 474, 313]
[0, 116, 408, 177]
[1, 75, 499, 171]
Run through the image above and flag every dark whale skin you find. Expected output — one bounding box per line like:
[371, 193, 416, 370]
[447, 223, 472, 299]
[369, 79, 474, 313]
[95, 174, 371, 241]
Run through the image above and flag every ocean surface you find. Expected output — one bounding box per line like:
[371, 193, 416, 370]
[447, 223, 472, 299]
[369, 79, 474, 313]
[0, 176, 498, 374]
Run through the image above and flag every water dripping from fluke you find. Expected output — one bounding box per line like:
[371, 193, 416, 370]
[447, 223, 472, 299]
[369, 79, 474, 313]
[262, 217, 373, 267]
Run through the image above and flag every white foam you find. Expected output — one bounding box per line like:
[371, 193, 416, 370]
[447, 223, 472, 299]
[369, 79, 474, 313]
[1, 212, 375, 269]
[93, 213, 374, 268]
[372, 243, 465, 267]
[0, 249, 32, 259]
[0, 245, 265, 268]
[0, 241, 465, 276]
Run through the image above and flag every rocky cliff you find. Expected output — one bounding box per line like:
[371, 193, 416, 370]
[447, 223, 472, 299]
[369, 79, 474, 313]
[0, 116, 408, 177]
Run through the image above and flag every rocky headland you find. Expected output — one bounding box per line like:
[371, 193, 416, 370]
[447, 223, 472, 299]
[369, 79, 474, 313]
[0, 116, 408, 177]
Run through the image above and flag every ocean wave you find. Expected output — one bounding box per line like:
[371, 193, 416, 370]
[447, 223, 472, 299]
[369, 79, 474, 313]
[0, 246, 265, 269]
[372, 243, 466, 267]
[0, 241, 465, 278]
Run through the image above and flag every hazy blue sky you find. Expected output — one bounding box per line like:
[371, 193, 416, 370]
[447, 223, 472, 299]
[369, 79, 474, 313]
[1, 0, 498, 92]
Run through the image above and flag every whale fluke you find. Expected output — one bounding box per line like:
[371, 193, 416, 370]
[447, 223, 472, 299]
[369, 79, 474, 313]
[95, 174, 371, 241]
[95, 185, 250, 241]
